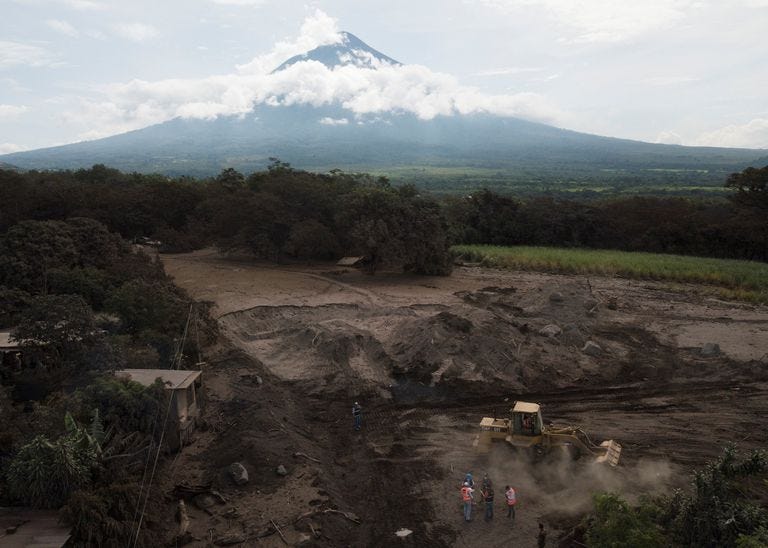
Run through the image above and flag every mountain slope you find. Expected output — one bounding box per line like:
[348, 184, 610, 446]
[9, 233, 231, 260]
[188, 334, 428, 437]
[274, 31, 400, 71]
[1, 32, 765, 191]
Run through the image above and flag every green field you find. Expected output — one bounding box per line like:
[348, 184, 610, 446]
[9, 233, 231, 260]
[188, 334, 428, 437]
[452, 245, 768, 303]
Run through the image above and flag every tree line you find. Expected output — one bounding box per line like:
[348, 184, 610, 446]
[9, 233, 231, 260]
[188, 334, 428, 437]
[1, 162, 765, 266]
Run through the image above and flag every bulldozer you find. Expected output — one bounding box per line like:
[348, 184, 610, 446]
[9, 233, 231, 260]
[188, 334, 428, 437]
[475, 401, 622, 466]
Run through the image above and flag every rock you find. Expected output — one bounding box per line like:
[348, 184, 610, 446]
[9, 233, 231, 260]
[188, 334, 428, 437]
[193, 493, 218, 510]
[563, 323, 585, 345]
[538, 324, 562, 337]
[255, 375, 263, 386]
[295, 533, 313, 546]
[395, 528, 413, 538]
[700, 343, 721, 357]
[228, 462, 249, 486]
[276, 464, 288, 476]
[582, 341, 603, 356]
[549, 292, 564, 303]
[214, 533, 246, 546]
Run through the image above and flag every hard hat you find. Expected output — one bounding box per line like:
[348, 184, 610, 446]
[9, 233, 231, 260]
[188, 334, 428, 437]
[463, 482, 469, 486]
[354, 401, 359, 405]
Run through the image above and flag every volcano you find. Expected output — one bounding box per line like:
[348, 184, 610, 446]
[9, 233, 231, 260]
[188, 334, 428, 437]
[2, 32, 765, 188]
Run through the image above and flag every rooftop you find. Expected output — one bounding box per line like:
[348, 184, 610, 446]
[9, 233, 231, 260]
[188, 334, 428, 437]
[336, 256, 365, 266]
[0, 331, 20, 350]
[0, 508, 71, 548]
[512, 401, 540, 414]
[115, 369, 201, 390]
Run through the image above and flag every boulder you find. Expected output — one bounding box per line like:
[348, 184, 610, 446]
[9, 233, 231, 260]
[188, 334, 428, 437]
[276, 464, 288, 476]
[538, 324, 562, 338]
[700, 343, 721, 357]
[563, 324, 584, 345]
[549, 292, 564, 303]
[193, 493, 218, 510]
[582, 341, 603, 356]
[228, 462, 249, 486]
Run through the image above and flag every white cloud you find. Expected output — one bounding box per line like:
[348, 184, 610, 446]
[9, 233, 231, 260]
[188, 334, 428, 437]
[0, 104, 29, 118]
[319, 117, 349, 125]
[211, 0, 265, 4]
[655, 130, 683, 145]
[46, 19, 79, 38]
[0, 143, 26, 154]
[476, 66, 545, 77]
[0, 41, 56, 68]
[60, 0, 104, 9]
[113, 23, 159, 43]
[642, 75, 698, 86]
[64, 10, 567, 140]
[84, 29, 106, 40]
[236, 9, 342, 74]
[694, 118, 768, 149]
[475, 0, 696, 43]
[13, 0, 105, 9]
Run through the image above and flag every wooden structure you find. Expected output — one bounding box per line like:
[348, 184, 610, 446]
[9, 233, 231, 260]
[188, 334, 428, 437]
[115, 368, 202, 450]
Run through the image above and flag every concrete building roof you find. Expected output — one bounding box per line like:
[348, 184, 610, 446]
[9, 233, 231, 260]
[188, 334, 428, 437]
[336, 256, 365, 266]
[0, 508, 71, 548]
[115, 369, 201, 390]
[0, 331, 20, 350]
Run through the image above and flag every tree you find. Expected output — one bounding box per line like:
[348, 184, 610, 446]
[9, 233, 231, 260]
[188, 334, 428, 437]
[6, 432, 95, 508]
[726, 166, 768, 211]
[13, 294, 98, 364]
[105, 279, 188, 336]
[0, 286, 32, 327]
[75, 377, 164, 435]
[287, 219, 340, 260]
[0, 220, 78, 293]
[662, 446, 768, 547]
[586, 493, 665, 548]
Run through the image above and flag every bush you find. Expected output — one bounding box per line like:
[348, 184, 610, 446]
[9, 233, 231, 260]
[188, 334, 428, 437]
[586, 493, 665, 548]
[6, 434, 95, 508]
[75, 377, 164, 435]
[62, 482, 163, 547]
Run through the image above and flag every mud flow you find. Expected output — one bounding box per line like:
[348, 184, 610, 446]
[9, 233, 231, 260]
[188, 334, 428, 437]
[159, 250, 768, 546]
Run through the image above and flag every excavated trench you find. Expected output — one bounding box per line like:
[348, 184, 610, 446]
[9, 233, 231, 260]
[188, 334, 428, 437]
[158, 252, 768, 546]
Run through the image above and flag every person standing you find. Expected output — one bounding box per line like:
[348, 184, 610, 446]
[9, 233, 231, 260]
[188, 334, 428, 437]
[481, 483, 494, 521]
[505, 485, 517, 520]
[461, 482, 474, 522]
[537, 522, 547, 547]
[464, 472, 474, 488]
[352, 401, 362, 431]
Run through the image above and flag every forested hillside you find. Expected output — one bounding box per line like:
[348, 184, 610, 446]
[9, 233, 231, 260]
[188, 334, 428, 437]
[1, 162, 766, 264]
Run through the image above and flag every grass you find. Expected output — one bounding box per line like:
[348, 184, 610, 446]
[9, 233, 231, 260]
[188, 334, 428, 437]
[452, 245, 768, 304]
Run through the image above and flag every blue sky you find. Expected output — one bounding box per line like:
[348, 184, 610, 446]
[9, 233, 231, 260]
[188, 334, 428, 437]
[1, 0, 767, 153]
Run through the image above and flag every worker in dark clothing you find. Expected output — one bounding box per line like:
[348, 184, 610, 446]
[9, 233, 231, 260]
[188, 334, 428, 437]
[481, 483, 494, 521]
[352, 401, 362, 430]
[537, 522, 547, 547]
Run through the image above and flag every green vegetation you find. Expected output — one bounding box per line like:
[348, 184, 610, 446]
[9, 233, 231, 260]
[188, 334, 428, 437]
[586, 447, 768, 548]
[453, 245, 768, 303]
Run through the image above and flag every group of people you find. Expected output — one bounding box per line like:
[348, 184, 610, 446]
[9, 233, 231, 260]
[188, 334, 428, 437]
[460, 472, 547, 546]
[460, 473, 517, 522]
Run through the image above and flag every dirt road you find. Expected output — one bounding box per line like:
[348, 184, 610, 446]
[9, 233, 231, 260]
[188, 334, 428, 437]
[159, 250, 768, 547]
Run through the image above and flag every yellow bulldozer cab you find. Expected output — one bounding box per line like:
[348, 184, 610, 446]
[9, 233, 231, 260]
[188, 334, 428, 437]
[511, 401, 543, 436]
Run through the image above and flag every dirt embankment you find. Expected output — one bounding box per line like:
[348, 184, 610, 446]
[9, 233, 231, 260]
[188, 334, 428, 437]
[157, 250, 768, 547]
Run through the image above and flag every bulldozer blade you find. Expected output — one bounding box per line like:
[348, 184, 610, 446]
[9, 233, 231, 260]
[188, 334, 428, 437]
[595, 440, 622, 466]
